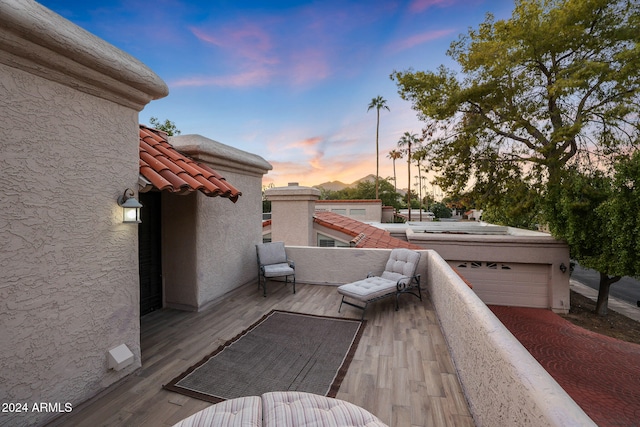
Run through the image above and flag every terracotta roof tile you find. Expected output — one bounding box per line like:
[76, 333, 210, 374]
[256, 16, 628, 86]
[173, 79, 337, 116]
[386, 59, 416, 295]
[313, 211, 422, 250]
[139, 125, 241, 202]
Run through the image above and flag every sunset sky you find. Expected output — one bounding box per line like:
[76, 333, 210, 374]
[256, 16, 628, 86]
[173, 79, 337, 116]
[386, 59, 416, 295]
[39, 0, 515, 191]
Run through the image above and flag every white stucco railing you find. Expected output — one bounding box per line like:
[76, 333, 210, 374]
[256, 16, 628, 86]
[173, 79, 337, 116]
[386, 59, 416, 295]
[284, 246, 596, 427]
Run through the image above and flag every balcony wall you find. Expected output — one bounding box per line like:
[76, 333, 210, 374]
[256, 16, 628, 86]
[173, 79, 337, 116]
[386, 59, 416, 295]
[284, 246, 595, 427]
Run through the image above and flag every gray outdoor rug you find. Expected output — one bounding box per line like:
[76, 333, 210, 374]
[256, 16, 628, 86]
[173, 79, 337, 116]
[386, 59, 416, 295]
[163, 310, 366, 403]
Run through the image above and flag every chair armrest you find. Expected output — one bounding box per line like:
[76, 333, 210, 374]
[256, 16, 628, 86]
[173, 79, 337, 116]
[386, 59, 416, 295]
[396, 274, 420, 292]
[287, 259, 295, 269]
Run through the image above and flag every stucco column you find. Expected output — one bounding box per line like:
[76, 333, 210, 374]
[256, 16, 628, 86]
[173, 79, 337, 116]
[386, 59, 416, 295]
[266, 183, 320, 246]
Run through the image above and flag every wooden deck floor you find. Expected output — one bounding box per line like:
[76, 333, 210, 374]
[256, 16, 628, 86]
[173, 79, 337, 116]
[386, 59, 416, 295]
[48, 282, 474, 427]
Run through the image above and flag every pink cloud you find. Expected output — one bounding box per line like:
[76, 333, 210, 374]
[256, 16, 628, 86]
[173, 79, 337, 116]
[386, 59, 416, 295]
[289, 49, 331, 86]
[387, 29, 455, 53]
[408, 0, 455, 13]
[171, 69, 273, 88]
[191, 25, 277, 66]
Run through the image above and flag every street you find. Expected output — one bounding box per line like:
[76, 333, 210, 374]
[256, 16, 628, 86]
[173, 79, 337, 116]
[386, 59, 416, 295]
[571, 264, 640, 307]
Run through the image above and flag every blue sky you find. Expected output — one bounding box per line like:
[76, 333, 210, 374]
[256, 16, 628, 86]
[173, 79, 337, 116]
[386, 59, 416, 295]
[39, 0, 515, 190]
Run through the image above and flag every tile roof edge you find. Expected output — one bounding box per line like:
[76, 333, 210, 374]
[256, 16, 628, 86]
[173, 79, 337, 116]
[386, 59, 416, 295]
[0, 0, 168, 110]
[139, 126, 242, 202]
[314, 211, 422, 250]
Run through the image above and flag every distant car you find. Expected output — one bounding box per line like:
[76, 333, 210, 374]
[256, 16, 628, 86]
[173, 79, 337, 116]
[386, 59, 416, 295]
[425, 212, 435, 218]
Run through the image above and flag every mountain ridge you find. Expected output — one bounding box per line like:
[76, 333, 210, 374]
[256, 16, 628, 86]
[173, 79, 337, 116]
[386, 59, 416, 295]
[314, 174, 377, 191]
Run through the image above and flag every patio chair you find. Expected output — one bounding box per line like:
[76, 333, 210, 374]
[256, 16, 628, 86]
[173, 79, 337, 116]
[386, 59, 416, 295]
[338, 248, 421, 319]
[256, 242, 296, 297]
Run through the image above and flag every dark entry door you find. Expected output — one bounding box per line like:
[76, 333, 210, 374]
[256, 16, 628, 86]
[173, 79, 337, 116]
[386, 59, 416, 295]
[139, 191, 162, 316]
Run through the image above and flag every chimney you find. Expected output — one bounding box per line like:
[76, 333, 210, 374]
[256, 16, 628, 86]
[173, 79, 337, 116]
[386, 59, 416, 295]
[265, 183, 320, 246]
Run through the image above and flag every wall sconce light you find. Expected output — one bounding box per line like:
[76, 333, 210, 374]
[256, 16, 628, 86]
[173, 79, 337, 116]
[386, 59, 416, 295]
[559, 263, 567, 273]
[117, 189, 142, 223]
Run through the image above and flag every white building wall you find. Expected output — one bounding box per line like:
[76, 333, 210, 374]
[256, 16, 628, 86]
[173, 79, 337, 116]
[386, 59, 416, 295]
[315, 200, 382, 222]
[0, 2, 167, 425]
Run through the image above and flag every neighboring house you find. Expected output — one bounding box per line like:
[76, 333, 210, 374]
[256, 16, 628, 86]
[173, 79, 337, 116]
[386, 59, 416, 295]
[313, 211, 421, 249]
[264, 184, 570, 314]
[315, 199, 382, 222]
[0, 2, 270, 426]
[465, 209, 483, 221]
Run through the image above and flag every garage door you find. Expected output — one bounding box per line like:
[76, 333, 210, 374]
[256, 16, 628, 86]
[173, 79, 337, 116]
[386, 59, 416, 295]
[451, 261, 550, 308]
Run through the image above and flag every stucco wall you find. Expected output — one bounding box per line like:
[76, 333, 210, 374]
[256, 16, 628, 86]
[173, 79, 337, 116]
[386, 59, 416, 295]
[195, 171, 264, 306]
[0, 63, 142, 426]
[266, 185, 320, 246]
[0, 2, 167, 425]
[162, 192, 198, 309]
[315, 200, 382, 222]
[283, 246, 429, 286]
[169, 134, 272, 310]
[426, 251, 595, 427]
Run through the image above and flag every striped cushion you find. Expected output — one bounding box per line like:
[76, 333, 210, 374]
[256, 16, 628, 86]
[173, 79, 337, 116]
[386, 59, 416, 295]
[262, 391, 387, 427]
[172, 396, 262, 427]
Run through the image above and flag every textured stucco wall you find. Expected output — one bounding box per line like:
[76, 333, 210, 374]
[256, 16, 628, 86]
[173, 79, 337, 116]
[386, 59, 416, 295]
[0, 64, 141, 426]
[162, 192, 198, 309]
[168, 134, 272, 310]
[283, 246, 429, 286]
[195, 171, 264, 306]
[0, 2, 166, 424]
[266, 185, 321, 246]
[426, 251, 596, 427]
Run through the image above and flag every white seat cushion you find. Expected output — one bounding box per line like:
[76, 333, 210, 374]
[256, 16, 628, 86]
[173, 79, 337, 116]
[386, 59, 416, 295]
[172, 396, 262, 427]
[337, 276, 399, 301]
[262, 263, 294, 278]
[262, 391, 387, 427]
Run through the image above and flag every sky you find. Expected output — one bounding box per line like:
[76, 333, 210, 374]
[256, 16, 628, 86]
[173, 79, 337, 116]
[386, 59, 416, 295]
[38, 0, 515, 192]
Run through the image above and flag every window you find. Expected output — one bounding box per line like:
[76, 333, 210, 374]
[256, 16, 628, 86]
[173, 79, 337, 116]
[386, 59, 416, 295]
[263, 233, 272, 243]
[331, 209, 347, 215]
[317, 233, 349, 247]
[349, 209, 366, 216]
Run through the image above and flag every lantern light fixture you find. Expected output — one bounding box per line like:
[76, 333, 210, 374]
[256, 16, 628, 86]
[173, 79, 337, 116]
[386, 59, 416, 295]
[118, 188, 142, 223]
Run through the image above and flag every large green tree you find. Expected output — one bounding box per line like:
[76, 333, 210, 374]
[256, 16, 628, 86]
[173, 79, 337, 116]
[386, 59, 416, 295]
[548, 153, 640, 315]
[392, 0, 640, 312]
[392, 0, 639, 196]
[368, 96, 390, 200]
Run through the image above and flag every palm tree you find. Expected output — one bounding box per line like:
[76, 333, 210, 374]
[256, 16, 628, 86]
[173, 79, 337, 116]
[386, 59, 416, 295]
[397, 131, 419, 221]
[367, 96, 390, 200]
[387, 149, 403, 198]
[412, 147, 428, 221]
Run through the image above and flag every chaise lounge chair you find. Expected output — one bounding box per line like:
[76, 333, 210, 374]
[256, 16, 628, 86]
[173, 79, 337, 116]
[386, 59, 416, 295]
[338, 248, 422, 319]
